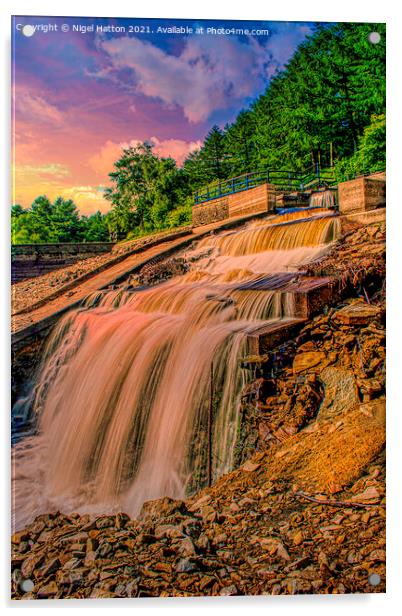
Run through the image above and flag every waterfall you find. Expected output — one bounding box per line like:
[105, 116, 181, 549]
[309, 189, 336, 209]
[12, 211, 340, 530]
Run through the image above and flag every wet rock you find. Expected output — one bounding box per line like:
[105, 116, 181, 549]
[36, 580, 58, 598]
[195, 533, 210, 552]
[367, 549, 386, 562]
[199, 575, 215, 591]
[219, 584, 238, 596]
[21, 553, 45, 579]
[182, 518, 202, 538]
[333, 303, 382, 326]
[95, 543, 113, 558]
[212, 533, 228, 547]
[242, 460, 261, 472]
[318, 367, 359, 420]
[175, 558, 198, 573]
[260, 538, 290, 561]
[12, 530, 30, 544]
[38, 557, 61, 578]
[350, 486, 380, 502]
[140, 496, 188, 521]
[176, 537, 197, 557]
[292, 531, 304, 546]
[95, 516, 115, 530]
[293, 352, 326, 374]
[122, 580, 137, 597]
[115, 513, 130, 529]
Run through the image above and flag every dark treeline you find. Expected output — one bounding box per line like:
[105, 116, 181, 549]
[12, 22, 385, 244]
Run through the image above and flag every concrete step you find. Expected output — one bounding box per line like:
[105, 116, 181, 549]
[246, 318, 306, 356]
[236, 274, 341, 319]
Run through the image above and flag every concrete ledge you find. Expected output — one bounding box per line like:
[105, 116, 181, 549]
[338, 177, 385, 214]
[246, 319, 306, 356]
[237, 275, 341, 320]
[11, 242, 115, 283]
[340, 207, 386, 226]
[192, 183, 276, 226]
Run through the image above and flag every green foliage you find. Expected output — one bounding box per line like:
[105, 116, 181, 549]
[80, 211, 110, 242]
[333, 114, 386, 181]
[11, 197, 110, 245]
[183, 125, 231, 189]
[166, 200, 192, 228]
[224, 110, 256, 177]
[249, 22, 386, 172]
[105, 142, 192, 239]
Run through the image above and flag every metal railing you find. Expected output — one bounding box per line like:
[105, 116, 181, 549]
[194, 164, 336, 205]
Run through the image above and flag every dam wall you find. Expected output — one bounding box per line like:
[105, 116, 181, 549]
[11, 242, 115, 283]
[192, 183, 276, 226]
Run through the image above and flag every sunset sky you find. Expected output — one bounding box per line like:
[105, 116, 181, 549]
[12, 16, 314, 215]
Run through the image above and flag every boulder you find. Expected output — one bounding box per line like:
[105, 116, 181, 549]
[333, 303, 382, 326]
[293, 351, 326, 374]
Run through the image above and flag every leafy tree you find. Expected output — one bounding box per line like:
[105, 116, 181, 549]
[11, 197, 109, 244]
[105, 142, 191, 238]
[11, 204, 32, 244]
[225, 110, 256, 177]
[81, 211, 110, 241]
[105, 143, 161, 236]
[51, 197, 83, 242]
[184, 126, 231, 190]
[334, 114, 386, 180]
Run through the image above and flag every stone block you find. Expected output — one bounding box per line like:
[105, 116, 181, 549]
[192, 183, 276, 227]
[338, 177, 385, 214]
[192, 198, 229, 227]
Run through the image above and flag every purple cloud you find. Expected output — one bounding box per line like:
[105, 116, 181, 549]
[95, 34, 276, 124]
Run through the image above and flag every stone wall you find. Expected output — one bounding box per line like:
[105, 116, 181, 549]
[338, 177, 386, 215]
[228, 183, 276, 217]
[192, 183, 275, 227]
[192, 198, 229, 227]
[11, 242, 115, 282]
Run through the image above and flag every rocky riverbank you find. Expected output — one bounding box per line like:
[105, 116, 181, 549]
[11, 215, 386, 599]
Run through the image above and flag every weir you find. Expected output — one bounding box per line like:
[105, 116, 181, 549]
[12, 208, 341, 530]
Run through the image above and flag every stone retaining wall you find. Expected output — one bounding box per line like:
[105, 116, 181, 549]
[338, 177, 386, 214]
[11, 242, 115, 282]
[192, 198, 229, 227]
[192, 183, 275, 226]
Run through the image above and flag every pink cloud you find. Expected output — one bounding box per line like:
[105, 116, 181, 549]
[87, 139, 141, 177]
[88, 136, 202, 178]
[150, 136, 202, 165]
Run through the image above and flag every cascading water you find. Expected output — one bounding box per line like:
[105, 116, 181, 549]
[12, 210, 340, 530]
[309, 189, 336, 209]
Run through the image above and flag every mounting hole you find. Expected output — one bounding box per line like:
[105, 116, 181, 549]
[368, 32, 381, 44]
[22, 25, 35, 37]
[20, 578, 34, 592]
[368, 573, 381, 586]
